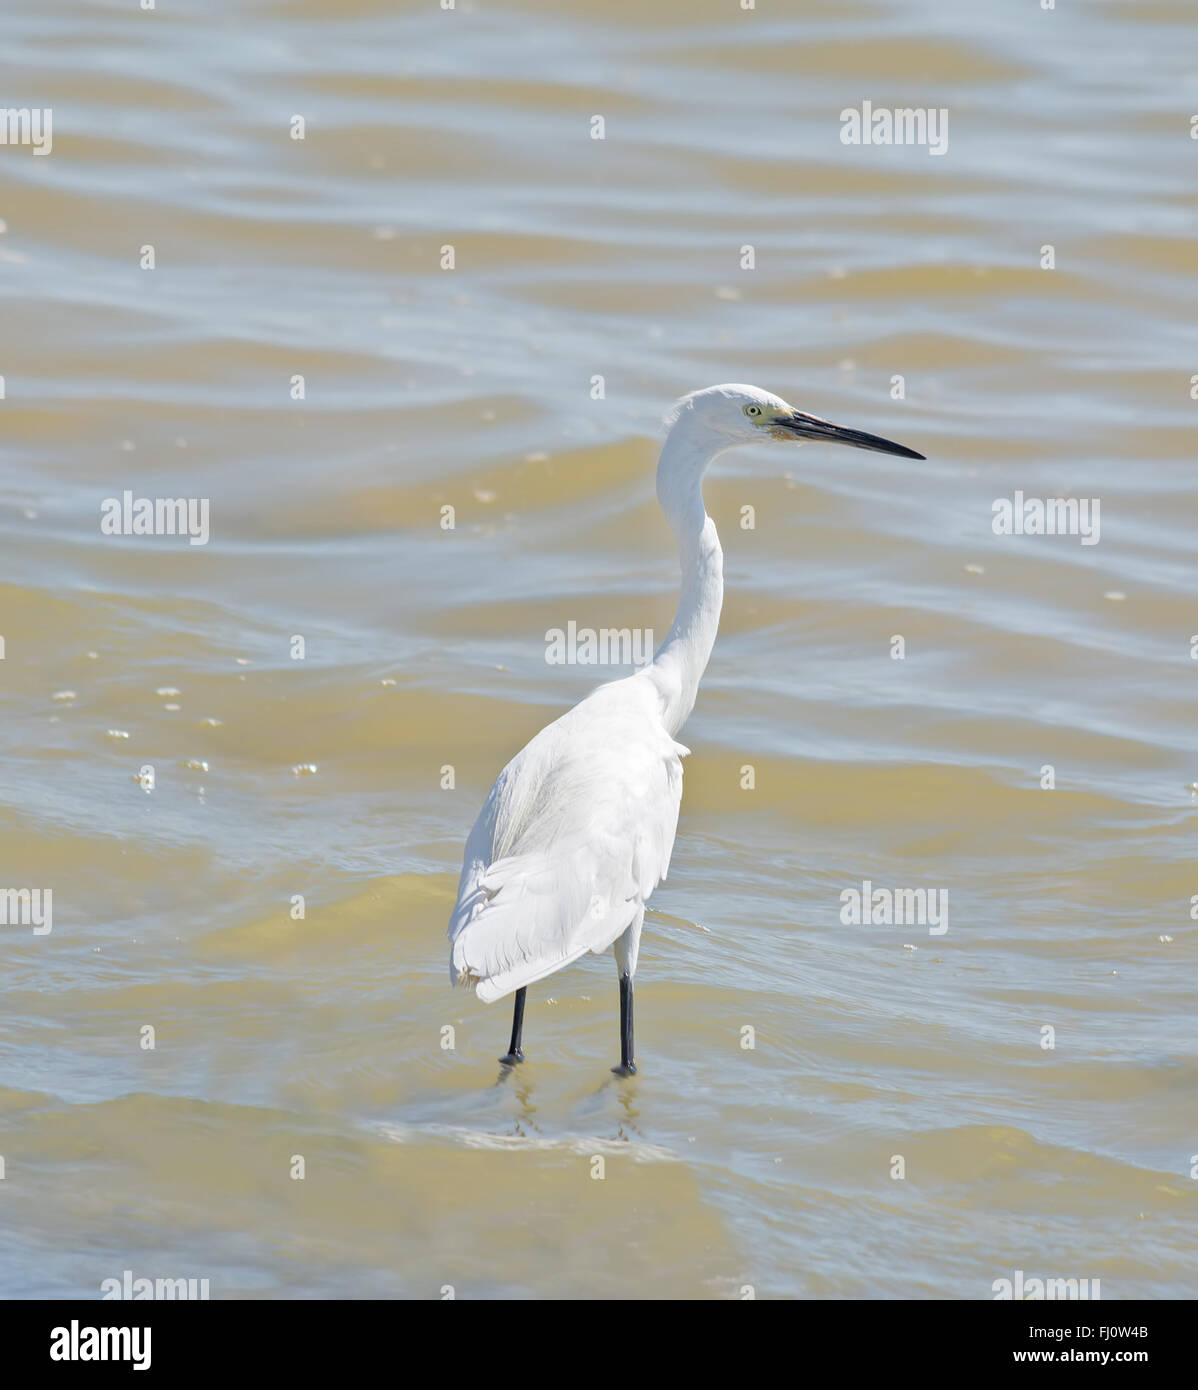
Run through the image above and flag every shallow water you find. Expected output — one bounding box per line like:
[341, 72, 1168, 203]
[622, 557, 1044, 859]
[0, 0, 1195, 1298]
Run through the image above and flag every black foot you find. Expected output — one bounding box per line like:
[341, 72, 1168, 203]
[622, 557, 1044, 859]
[499, 1049, 525, 1066]
[611, 1062, 637, 1077]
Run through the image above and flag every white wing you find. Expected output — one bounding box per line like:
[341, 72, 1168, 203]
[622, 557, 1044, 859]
[448, 671, 688, 1001]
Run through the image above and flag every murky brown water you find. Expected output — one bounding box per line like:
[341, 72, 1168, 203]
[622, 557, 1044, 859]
[0, 0, 1195, 1298]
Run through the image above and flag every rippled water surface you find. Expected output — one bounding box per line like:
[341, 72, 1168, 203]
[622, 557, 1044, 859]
[1, 0, 1195, 1298]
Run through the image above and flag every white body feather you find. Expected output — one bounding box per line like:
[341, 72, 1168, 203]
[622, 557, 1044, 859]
[449, 673, 689, 1000]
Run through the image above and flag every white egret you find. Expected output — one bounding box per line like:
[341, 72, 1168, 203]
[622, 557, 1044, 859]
[448, 384, 924, 1074]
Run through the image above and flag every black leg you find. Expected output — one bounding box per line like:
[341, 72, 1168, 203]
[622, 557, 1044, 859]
[611, 973, 636, 1076]
[500, 987, 526, 1065]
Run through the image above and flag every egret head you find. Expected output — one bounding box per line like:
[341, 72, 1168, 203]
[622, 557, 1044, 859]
[667, 383, 925, 460]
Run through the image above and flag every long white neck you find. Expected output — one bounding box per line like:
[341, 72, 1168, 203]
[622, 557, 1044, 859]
[645, 425, 726, 737]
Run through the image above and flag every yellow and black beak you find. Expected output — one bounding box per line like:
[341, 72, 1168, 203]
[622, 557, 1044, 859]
[770, 411, 925, 460]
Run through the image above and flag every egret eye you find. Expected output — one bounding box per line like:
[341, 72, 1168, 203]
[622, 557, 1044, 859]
[744, 404, 762, 417]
